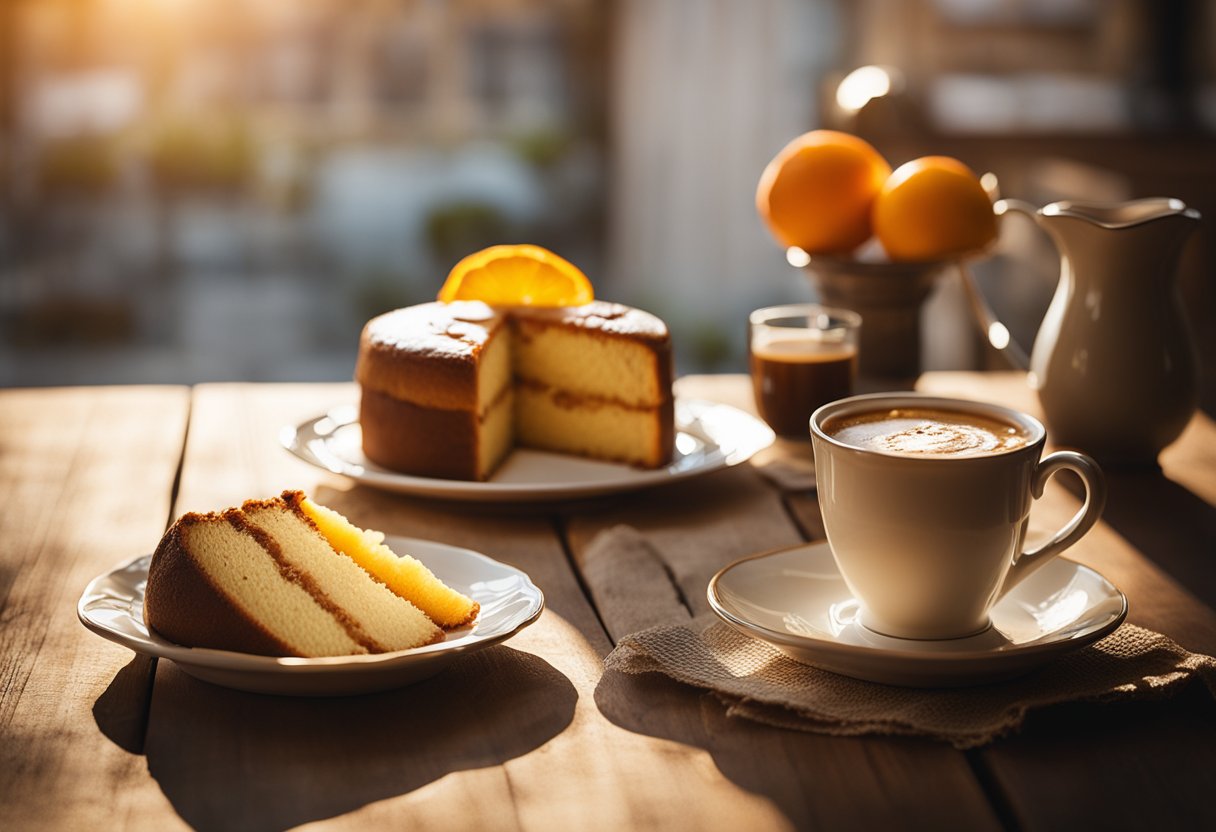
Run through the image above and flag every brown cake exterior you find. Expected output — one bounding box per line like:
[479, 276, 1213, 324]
[356, 301, 509, 480]
[144, 512, 295, 655]
[358, 387, 488, 480]
[513, 302, 671, 345]
[144, 498, 448, 657]
[355, 301, 504, 410]
[355, 300, 674, 481]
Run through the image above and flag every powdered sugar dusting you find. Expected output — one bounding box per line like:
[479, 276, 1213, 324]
[364, 301, 501, 356]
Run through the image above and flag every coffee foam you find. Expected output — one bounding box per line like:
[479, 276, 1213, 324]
[823, 408, 1030, 457]
[751, 332, 855, 364]
[751, 338, 856, 364]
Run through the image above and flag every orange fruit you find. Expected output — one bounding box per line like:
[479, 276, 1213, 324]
[872, 156, 997, 262]
[437, 244, 594, 306]
[756, 130, 891, 255]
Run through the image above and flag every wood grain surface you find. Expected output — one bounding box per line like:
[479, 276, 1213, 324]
[2, 375, 1213, 831]
[0, 387, 190, 831]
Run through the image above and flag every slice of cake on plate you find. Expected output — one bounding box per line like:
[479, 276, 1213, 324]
[143, 492, 475, 657]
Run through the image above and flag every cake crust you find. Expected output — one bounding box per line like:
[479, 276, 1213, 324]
[145, 498, 448, 657]
[357, 302, 506, 410]
[359, 387, 491, 480]
[144, 512, 296, 655]
[512, 301, 669, 343]
[356, 298, 675, 481]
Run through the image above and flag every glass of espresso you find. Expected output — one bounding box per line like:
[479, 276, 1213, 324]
[749, 304, 860, 438]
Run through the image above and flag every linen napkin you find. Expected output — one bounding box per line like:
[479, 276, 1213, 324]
[584, 526, 1216, 749]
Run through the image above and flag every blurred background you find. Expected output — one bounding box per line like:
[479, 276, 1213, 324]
[2, 0, 1214, 411]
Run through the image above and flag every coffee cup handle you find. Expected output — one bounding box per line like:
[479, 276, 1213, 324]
[1001, 450, 1107, 594]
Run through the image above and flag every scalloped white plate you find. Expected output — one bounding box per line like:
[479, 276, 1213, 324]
[280, 398, 774, 502]
[709, 542, 1127, 687]
[78, 536, 544, 696]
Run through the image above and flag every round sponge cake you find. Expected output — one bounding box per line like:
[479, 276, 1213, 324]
[356, 300, 674, 480]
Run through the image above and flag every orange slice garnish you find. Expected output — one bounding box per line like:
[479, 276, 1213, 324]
[437, 244, 594, 307]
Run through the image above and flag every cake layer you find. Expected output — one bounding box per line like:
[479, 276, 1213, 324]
[360, 385, 513, 480]
[514, 381, 674, 468]
[240, 497, 442, 652]
[513, 310, 671, 408]
[357, 301, 509, 411]
[295, 493, 480, 628]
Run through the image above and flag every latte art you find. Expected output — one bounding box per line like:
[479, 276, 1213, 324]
[823, 407, 1032, 458]
[877, 421, 1014, 455]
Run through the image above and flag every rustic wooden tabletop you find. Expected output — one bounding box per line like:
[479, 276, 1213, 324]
[2, 372, 1214, 831]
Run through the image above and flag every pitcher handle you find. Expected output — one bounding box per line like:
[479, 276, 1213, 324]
[955, 197, 1041, 371]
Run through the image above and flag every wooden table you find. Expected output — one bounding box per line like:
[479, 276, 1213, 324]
[3, 373, 1215, 831]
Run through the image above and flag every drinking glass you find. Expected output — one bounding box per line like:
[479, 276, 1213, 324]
[748, 304, 860, 438]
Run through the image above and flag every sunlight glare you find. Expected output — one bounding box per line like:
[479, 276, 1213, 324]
[785, 246, 811, 268]
[988, 322, 1011, 350]
[836, 65, 892, 112]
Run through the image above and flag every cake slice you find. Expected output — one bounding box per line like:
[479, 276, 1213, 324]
[289, 491, 479, 629]
[144, 497, 444, 657]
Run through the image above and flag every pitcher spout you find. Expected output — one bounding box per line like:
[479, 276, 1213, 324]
[1038, 197, 1200, 229]
[994, 196, 1200, 233]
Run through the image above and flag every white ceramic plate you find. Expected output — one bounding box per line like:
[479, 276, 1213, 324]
[77, 536, 545, 696]
[708, 542, 1127, 687]
[280, 398, 774, 502]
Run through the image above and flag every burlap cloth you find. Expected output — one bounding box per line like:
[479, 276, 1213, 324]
[587, 526, 1216, 749]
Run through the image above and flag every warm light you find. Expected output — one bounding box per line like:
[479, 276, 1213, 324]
[988, 322, 1011, 350]
[675, 432, 699, 455]
[980, 172, 1000, 199]
[836, 65, 893, 113]
[785, 246, 811, 268]
[1029, 590, 1090, 631]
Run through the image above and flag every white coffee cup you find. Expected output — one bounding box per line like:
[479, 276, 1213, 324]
[810, 393, 1106, 640]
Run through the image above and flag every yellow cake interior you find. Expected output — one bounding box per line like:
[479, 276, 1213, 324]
[298, 496, 480, 629]
[241, 500, 443, 652]
[510, 317, 668, 467]
[478, 329, 515, 479]
[512, 318, 666, 407]
[176, 514, 365, 656]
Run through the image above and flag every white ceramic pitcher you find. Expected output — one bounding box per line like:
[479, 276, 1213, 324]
[988, 197, 1201, 466]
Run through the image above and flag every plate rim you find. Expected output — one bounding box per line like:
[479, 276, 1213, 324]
[77, 535, 545, 676]
[279, 397, 775, 502]
[707, 541, 1128, 666]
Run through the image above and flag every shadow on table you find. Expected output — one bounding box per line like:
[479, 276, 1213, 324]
[1064, 469, 1216, 609]
[312, 478, 699, 519]
[95, 646, 575, 832]
[592, 667, 977, 829]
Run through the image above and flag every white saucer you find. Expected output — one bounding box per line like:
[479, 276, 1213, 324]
[78, 536, 544, 696]
[707, 542, 1127, 687]
[280, 398, 774, 502]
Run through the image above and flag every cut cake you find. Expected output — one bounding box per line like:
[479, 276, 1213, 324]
[356, 300, 674, 481]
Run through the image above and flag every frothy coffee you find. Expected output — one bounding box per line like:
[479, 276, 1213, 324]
[822, 407, 1033, 457]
